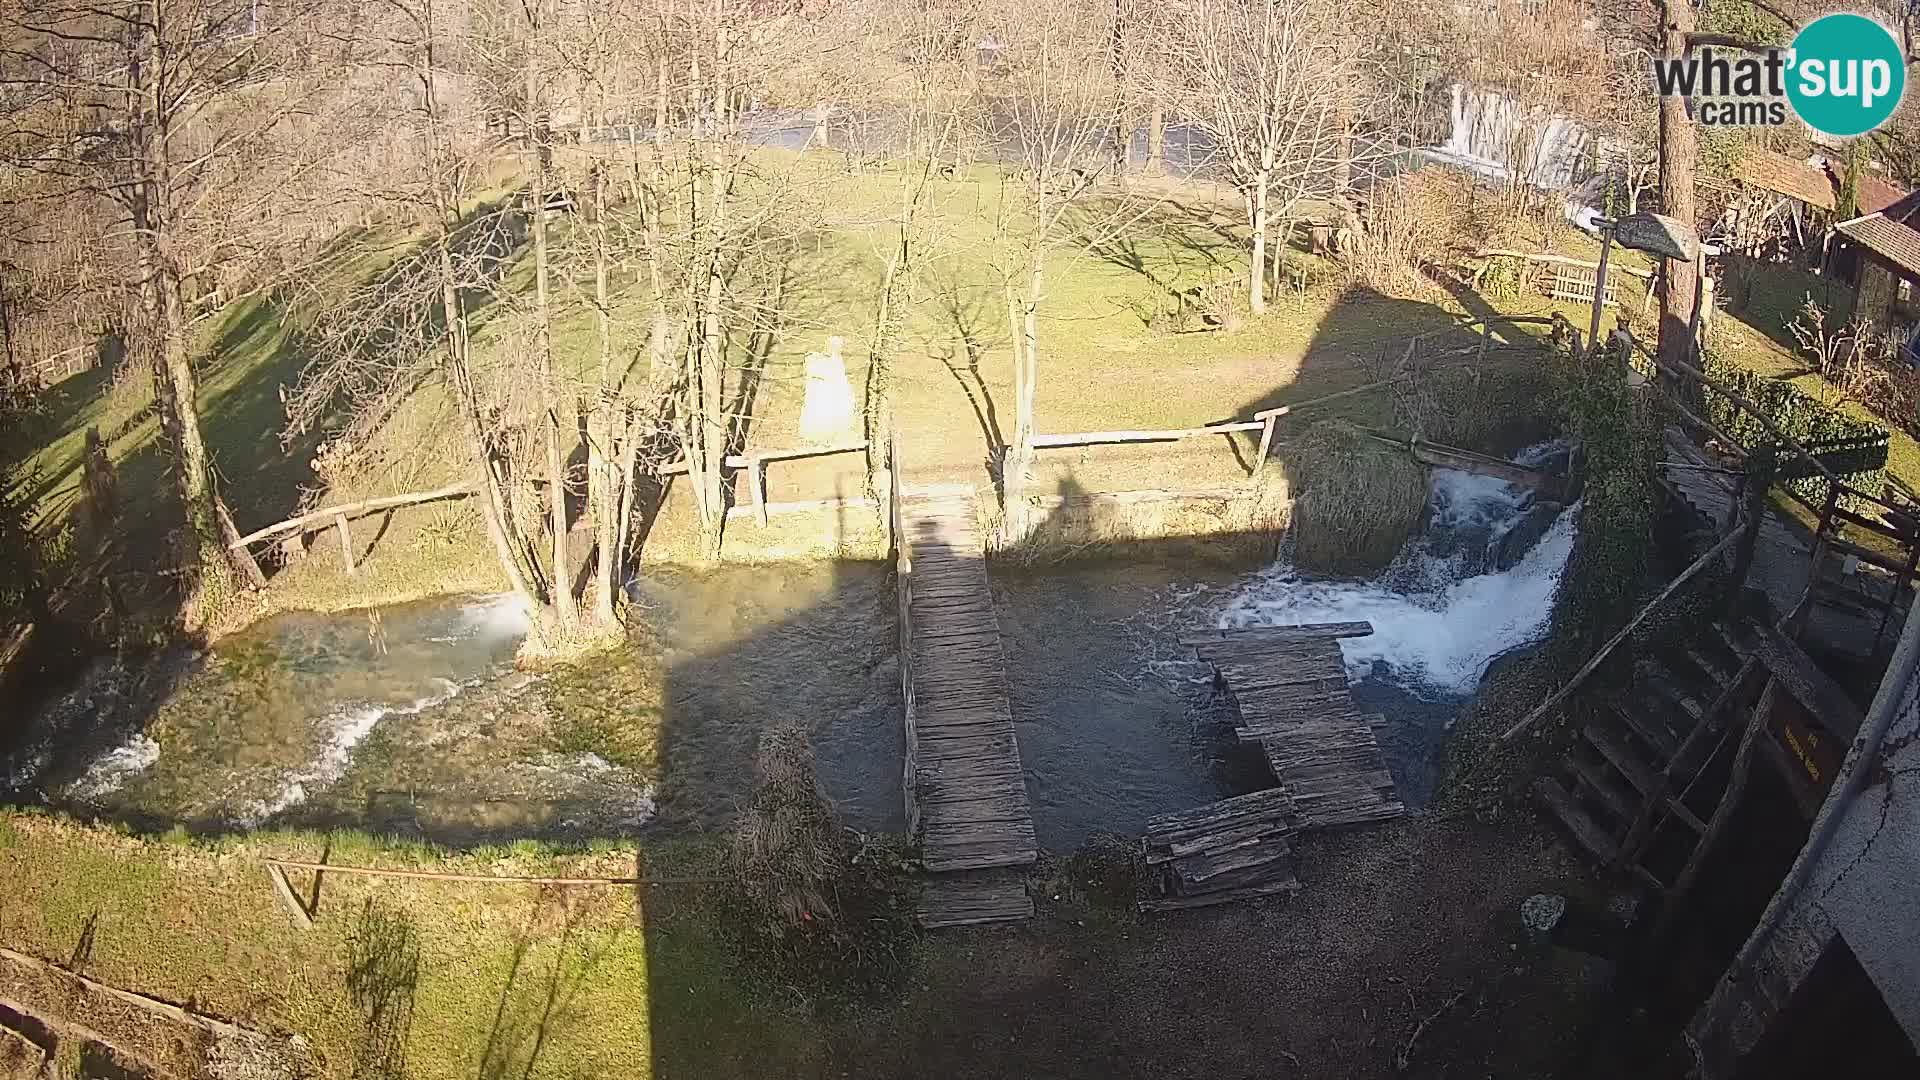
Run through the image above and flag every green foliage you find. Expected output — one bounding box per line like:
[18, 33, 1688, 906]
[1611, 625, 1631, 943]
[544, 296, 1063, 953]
[1702, 0, 1787, 46]
[1480, 257, 1524, 303]
[1550, 343, 1658, 666]
[1697, 127, 1747, 182]
[1701, 349, 1891, 506]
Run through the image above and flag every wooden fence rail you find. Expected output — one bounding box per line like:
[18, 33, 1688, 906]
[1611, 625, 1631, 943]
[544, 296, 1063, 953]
[1031, 379, 1405, 482]
[226, 483, 481, 577]
[657, 440, 870, 527]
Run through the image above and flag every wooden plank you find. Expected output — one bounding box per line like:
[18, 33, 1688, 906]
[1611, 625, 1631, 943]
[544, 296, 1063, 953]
[1584, 724, 1658, 798]
[1533, 776, 1622, 864]
[334, 513, 356, 576]
[1030, 420, 1265, 448]
[899, 491, 1037, 877]
[1138, 876, 1301, 912]
[266, 864, 314, 929]
[1747, 623, 1865, 740]
[1568, 754, 1636, 826]
[1182, 621, 1374, 646]
[918, 874, 1033, 928]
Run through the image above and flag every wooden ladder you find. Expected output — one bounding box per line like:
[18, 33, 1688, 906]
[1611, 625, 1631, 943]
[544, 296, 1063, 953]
[1533, 619, 1764, 896]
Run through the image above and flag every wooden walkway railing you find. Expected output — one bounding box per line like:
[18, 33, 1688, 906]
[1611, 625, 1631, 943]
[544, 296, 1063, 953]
[657, 440, 870, 526]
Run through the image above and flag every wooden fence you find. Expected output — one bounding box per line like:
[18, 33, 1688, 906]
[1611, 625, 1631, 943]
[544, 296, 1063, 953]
[227, 483, 480, 576]
[657, 440, 873, 526]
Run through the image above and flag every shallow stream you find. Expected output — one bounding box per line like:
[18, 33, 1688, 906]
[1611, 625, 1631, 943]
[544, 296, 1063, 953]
[10, 449, 1574, 849]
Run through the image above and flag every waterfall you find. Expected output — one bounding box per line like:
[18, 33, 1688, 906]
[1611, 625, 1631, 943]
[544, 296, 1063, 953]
[1216, 442, 1576, 699]
[1422, 83, 1594, 194]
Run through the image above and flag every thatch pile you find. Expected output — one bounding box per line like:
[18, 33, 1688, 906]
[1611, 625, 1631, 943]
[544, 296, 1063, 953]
[1288, 420, 1428, 575]
[729, 722, 845, 930]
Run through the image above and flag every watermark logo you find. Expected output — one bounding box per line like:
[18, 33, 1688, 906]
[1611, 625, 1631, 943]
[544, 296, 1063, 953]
[1652, 13, 1905, 137]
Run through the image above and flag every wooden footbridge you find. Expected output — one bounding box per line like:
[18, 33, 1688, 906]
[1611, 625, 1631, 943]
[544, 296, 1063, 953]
[1187, 623, 1405, 829]
[1139, 623, 1404, 910]
[895, 485, 1038, 927]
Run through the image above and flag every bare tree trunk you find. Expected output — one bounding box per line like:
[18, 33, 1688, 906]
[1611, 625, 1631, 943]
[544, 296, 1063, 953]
[1657, 0, 1698, 374]
[590, 162, 620, 627]
[527, 40, 578, 629]
[128, 30, 254, 617]
[1249, 171, 1270, 314]
[1145, 99, 1165, 176]
[439, 236, 538, 612]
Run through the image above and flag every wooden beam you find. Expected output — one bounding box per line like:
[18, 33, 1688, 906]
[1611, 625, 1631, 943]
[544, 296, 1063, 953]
[1746, 623, 1865, 739]
[1181, 621, 1374, 645]
[1365, 432, 1566, 495]
[266, 864, 313, 929]
[1647, 680, 1778, 949]
[227, 483, 478, 549]
[750, 457, 768, 527]
[261, 857, 716, 887]
[1501, 527, 1747, 741]
[656, 440, 869, 476]
[1030, 421, 1265, 449]
[333, 513, 355, 576]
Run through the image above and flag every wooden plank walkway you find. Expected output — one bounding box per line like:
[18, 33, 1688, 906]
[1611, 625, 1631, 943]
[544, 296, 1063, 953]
[1141, 788, 1302, 911]
[898, 485, 1037, 888]
[1186, 623, 1405, 830]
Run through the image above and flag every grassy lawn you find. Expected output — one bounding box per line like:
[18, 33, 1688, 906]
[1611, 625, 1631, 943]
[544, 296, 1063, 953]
[11, 154, 1609, 633]
[0, 812, 667, 1077]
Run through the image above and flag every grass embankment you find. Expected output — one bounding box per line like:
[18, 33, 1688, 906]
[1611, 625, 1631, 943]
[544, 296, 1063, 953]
[14, 155, 1585, 638]
[0, 810, 836, 1078]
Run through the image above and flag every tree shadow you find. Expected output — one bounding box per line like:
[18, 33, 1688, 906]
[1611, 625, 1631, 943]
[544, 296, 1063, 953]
[926, 266, 1006, 475]
[347, 898, 421, 1080]
[476, 893, 613, 1080]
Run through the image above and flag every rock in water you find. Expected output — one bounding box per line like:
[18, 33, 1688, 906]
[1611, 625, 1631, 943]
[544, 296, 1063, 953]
[1492, 501, 1564, 570]
[798, 335, 855, 444]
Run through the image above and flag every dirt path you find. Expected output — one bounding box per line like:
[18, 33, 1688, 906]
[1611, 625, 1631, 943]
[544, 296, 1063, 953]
[863, 815, 1606, 1079]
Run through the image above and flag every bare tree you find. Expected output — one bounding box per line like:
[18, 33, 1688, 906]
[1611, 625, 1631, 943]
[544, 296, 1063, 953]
[976, 0, 1158, 539]
[1159, 0, 1355, 314]
[0, 0, 364, 622]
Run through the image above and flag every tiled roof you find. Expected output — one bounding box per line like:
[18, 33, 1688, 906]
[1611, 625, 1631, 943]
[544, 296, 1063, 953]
[1836, 213, 1920, 276]
[1734, 148, 1835, 210]
[1857, 173, 1910, 215]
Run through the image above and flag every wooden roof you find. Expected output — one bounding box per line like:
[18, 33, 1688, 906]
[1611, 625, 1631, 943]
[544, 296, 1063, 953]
[1836, 212, 1920, 276]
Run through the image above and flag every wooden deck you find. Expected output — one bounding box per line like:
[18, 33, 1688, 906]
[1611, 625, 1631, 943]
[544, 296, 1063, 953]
[897, 486, 1038, 890]
[1186, 623, 1406, 830]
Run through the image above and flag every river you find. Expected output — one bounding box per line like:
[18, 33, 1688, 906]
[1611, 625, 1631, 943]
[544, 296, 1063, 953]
[7, 451, 1573, 849]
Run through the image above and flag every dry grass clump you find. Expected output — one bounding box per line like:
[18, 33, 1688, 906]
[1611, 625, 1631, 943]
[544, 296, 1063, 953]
[1391, 360, 1565, 453]
[1344, 172, 1471, 299]
[1288, 420, 1428, 575]
[729, 722, 844, 929]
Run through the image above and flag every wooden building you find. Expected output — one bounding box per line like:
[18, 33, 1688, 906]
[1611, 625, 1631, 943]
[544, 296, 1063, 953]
[1832, 198, 1920, 333]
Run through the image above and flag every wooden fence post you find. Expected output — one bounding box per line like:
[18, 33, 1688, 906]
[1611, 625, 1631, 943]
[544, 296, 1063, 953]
[334, 513, 355, 576]
[750, 456, 769, 527]
[1252, 414, 1277, 481]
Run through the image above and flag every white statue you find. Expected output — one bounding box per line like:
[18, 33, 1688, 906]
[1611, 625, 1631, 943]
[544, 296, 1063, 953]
[798, 335, 856, 444]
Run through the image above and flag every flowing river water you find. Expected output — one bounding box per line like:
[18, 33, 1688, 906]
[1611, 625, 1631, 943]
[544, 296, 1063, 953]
[8, 449, 1575, 850]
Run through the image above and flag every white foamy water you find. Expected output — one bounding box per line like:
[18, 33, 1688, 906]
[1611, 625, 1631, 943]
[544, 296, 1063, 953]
[66, 733, 161, 800]
[1218, 455, 1577, 699]
[426, 592, 534, 643]
[237, 678, 462, 825]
